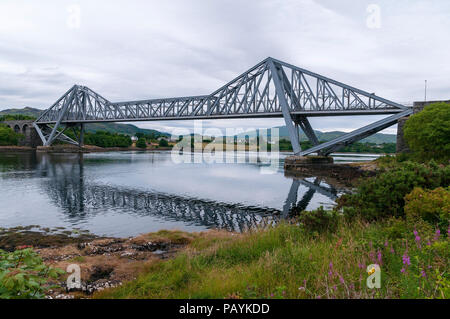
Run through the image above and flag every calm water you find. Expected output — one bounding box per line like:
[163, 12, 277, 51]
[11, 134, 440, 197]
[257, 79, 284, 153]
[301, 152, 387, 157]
[0, 151, 379, 237]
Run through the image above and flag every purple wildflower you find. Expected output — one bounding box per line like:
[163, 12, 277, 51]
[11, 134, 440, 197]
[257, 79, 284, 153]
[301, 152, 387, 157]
[421, 270, 427, 278]
[402, 253, 410, 266]
[339, 277, 345, 284]
[377, 250, 382, 264]
[401, 268, 406, 273]
[434, 229, 441, 241]
[384, 240, 389, 247]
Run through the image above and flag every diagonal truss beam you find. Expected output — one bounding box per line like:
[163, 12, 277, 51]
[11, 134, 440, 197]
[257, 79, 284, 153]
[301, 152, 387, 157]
[299, 109, 413, 156]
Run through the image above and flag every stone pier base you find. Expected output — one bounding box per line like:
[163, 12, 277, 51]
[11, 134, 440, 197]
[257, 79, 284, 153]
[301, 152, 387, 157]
[284, 155, 333, 168]
[284, 155, 374, 186]
[36, 145, 90, 153]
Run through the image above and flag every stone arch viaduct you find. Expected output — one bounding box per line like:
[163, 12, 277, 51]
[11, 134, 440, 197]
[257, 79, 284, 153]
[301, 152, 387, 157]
[1, 120, 42, 147]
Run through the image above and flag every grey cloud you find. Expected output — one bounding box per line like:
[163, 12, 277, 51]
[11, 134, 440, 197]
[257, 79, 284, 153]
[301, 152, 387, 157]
[0, 0, 448, 134]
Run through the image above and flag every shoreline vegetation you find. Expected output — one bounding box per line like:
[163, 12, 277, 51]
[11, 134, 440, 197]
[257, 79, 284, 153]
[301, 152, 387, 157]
[0, 103, 448, 299]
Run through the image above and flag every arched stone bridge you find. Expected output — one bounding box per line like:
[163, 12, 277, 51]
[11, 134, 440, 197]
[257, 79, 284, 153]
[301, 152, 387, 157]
[1, 120, 42, 147]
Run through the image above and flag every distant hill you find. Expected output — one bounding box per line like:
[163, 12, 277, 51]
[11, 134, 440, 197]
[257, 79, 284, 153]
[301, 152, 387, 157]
[0, 107, 169, 137]
[235, 125, 397, 144]
[0, 107, 42, 118]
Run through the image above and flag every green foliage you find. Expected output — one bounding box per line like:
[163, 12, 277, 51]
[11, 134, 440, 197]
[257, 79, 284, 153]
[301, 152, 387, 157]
[404, 103, 450, 163]
[0, 124, 23, 146]
[404, 187, 450, 233]
[298, 207, 341, 233]
[0, 248, 64, 299]
[84, 131, 132, 148]
[158, 138, 169, 147]
[136, 137, 147, 149]
[0, 114, 36, 121]
[336, 142, 396, 154]
[338, 160, 450, 220]
[278, 138, 396, 153]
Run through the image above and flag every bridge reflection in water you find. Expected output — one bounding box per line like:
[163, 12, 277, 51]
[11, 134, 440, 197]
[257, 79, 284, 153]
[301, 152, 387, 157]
[37, 153, 340, 232]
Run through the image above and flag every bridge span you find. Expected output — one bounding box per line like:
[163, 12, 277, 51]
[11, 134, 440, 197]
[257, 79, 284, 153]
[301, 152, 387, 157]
[33, 57, 412, 156]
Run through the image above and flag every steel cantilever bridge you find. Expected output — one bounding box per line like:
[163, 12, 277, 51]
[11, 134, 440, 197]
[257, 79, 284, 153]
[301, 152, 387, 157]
[33, 57, 413, 156]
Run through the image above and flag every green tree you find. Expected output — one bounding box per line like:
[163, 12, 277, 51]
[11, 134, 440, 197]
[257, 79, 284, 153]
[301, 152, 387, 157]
[403, 103, 450, 162]
[136, 137, 147, 149]
[0, 124, 23, 146]
[158, 138, 169, 147]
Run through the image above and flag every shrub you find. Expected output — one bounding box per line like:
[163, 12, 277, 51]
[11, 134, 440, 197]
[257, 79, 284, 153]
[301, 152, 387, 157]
[136, 138, 147, 149]
[337, 160, 450, 220]
[0, 248, 64, 299]
[0, 124, 23, 146]
[84, 131, 132, 148]
[403, 102, 450, 163]
[158, 138, 169, 147]
[404, 187, 450, 233]
[298, 207, 341, 233]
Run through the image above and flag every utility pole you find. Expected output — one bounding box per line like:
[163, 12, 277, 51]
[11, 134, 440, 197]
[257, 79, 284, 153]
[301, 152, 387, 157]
[424, 80, 427, 102]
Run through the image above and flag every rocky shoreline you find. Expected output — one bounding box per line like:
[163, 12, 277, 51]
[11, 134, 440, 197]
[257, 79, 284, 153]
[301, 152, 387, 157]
[0, 226, 211, 299]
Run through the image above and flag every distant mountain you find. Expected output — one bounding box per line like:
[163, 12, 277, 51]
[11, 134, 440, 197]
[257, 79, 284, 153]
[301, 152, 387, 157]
[0, 107, 169, 137]
[236, 125, 396, 144]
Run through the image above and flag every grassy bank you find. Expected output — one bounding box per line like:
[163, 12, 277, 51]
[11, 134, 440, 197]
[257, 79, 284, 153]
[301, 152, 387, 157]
[95, 218, 448, 299]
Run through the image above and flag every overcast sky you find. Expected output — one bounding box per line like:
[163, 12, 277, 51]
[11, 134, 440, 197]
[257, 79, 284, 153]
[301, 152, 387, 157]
[0, 0, 449, 134]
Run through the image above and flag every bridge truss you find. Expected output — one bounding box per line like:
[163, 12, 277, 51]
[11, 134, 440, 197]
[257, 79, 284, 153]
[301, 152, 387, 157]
[34, 57, 412, 155]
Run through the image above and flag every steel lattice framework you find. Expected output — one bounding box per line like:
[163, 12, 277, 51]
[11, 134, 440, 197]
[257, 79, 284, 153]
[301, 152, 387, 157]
[34, 57, 412, 155]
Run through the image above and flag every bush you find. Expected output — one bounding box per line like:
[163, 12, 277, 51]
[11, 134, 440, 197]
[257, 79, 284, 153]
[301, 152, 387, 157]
[136, 138, 147, 149]
[298, 207, 341, 233]
[158, 138, 169, 147]
[0, 124, 23, 146]
[403, 102, 450, 163]
[84, 131, 132, 148]
[0, 248, 64, 299]
[337, 161, 450, 220]
[404, 187, 450, 233]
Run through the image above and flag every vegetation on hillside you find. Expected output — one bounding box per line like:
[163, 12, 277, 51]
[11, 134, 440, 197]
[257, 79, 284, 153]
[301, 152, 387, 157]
[136, 137, 147, 149]
[0, 115, 36, 121]
[277, 138, 396, 154]
[83, 131, 132, 148]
